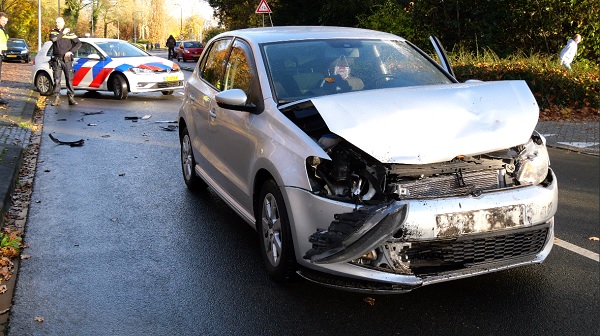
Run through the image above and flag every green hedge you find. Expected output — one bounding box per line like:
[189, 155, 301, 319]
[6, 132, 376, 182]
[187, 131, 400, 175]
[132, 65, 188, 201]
[450, 53, 599, 113]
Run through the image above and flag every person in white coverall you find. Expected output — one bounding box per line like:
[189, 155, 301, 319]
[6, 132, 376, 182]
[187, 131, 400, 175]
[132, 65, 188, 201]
[559, 34, 582, 71]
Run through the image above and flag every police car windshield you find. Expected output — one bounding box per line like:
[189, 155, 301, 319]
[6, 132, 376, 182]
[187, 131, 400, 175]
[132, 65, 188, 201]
[95, 41, 148, 58]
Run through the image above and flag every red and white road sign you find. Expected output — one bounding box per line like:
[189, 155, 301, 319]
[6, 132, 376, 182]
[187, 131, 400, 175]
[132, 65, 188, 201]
[255, 0, 272, 13]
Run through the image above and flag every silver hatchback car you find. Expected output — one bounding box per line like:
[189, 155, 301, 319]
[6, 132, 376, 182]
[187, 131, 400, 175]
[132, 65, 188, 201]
[178, 26, 557, 293]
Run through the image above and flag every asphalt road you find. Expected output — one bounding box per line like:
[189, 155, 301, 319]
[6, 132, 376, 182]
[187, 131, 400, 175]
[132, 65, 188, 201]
[7, 88, 599, 335]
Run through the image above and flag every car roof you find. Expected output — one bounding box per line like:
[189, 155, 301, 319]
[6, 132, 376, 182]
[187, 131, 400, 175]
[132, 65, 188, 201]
[79, 38, 128, 43]
[214, 26, 404, 44]
[41, 38, 129, 45]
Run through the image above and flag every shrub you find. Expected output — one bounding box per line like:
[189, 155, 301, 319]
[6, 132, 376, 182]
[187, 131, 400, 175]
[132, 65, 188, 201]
[449, 48, 599, 121]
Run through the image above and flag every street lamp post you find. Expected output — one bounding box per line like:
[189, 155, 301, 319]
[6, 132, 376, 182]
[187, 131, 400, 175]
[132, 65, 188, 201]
[38, 0, 42, 51]
[175, 4, 182, 37]
[133, 11, 142, 43]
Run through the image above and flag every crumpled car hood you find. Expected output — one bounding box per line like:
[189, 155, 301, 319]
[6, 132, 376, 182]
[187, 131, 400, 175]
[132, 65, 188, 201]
[310, 80, 539, 164]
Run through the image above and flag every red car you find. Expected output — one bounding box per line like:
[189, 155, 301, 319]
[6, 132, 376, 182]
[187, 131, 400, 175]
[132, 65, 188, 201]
[176, 41, 204, 62]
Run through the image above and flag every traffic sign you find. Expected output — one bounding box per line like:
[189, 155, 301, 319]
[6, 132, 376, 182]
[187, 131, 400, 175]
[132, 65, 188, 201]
[255, 0, 272, 13]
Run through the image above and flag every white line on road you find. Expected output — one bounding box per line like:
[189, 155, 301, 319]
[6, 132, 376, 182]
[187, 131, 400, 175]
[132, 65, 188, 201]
[554, 238, 599, 262]
[557, 141, 600, 148]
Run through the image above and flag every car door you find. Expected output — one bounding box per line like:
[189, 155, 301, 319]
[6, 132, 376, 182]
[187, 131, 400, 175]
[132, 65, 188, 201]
[187, 38, 233, 183]
[429, 35, 456, 78]
[71, 42, 112, 89]
[208, 39, 263, 211]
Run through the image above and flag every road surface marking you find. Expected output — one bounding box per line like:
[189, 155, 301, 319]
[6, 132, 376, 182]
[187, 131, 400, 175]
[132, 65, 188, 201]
[554, 237, 599, 262]
[557, 142, 599, 148]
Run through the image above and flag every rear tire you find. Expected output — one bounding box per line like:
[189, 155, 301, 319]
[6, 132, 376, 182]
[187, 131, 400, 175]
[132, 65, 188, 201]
[257, 179, 296, 282]
[180, 126, 207, 191]
[35, 72, 54, 96]
[111, 73, 128, 100]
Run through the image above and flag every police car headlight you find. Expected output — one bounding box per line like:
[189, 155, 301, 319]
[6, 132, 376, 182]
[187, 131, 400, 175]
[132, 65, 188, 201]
[515, 133, 550, 185]
[130, 67, 154, 74]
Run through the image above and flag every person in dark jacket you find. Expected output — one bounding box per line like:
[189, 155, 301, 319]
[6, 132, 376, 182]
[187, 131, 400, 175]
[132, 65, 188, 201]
[166, 35, 176, 60]
[49, 17, 81, 106]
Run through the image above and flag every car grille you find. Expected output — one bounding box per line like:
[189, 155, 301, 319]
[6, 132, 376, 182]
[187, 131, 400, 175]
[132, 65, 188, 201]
[398, 169, 502, 198]
[400, 226, 549, 275]
[157, 81, 183, 88]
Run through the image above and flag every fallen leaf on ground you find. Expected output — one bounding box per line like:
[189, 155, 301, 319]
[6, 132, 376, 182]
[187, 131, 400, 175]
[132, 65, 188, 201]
[589, 237, 599, 241]
[0, 285, 7, 294]
[35, 317, 44, 322]
[363, 297, 376, 306]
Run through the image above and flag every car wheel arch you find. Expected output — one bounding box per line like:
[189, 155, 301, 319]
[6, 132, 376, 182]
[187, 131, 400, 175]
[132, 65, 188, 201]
[34, 70, 54, 96]
[107, 72, 129, 99]
[256, 176, 298, 281]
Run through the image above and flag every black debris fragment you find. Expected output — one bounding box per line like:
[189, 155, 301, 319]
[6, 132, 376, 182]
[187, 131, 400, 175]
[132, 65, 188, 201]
[160, 125, 178, 131]
[81, 111, 104, 115]
[48, 134, 85, 147]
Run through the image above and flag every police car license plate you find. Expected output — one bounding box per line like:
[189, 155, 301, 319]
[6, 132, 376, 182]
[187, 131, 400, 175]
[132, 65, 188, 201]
[165, 75, 178, 82]
[7, 55, 16, 58]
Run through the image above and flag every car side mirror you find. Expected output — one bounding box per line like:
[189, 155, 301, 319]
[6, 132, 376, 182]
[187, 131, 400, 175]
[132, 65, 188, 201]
[215, 89, 257, 113]
[87, 53, 102, 60]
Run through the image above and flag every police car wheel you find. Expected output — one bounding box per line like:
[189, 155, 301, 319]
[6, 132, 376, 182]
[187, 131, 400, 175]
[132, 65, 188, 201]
[111, 74, 128, 100]
[161, 90, 174, 95]
[35, 72, 54, 96]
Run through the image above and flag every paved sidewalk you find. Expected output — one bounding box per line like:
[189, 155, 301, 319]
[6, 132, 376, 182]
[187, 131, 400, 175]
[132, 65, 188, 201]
[536, 120, 599, 156]
[0, 62, 38, 227]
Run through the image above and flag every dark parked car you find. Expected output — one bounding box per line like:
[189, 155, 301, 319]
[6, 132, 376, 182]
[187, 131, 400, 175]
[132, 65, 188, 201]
[2, 38, 30, 63]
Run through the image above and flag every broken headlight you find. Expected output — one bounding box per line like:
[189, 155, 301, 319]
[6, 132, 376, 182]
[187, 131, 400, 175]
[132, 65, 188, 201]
[515, 133, 550, 185]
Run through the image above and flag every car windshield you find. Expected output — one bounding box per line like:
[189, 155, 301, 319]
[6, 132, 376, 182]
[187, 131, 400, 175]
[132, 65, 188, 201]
[95, 41, 148, 57]
[8, 40, 27, 48]
[262, 39, 453, 103]
[184, 42, 202, 48]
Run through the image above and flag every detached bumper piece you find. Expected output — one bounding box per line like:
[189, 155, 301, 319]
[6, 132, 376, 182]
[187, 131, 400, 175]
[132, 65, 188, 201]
[304, 201, 408, 264]
[297, 268, 418, 294]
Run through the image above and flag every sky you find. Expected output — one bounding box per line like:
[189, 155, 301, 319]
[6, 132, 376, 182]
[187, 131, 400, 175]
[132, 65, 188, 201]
[174, 0, 216, 24]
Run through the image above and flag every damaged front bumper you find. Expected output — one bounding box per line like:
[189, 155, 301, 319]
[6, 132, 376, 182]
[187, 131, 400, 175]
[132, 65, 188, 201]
[283, 169, 557, 294]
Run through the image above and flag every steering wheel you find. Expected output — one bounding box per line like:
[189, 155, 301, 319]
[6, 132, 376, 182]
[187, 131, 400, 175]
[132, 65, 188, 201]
[367, 74, 401, 89]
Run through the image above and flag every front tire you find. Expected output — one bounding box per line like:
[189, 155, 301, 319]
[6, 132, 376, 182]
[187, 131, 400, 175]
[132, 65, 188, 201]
[161, 90, 174, 95]
[110, 73, 128, 100]
[180, 126, 207, 191]
[35, 72, 54, 96]
[257, 180, 296, 282]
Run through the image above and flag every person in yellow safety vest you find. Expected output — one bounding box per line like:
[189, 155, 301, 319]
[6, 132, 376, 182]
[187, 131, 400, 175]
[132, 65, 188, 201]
[0, 12, 9, 105]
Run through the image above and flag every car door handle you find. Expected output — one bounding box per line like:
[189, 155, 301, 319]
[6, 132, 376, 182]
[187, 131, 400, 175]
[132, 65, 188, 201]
[189, 94, 196, 102]
[209, 108, 216, 120]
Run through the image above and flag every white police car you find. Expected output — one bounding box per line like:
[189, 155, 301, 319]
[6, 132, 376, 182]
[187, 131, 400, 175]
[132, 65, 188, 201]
[31, 38, 184, 100]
